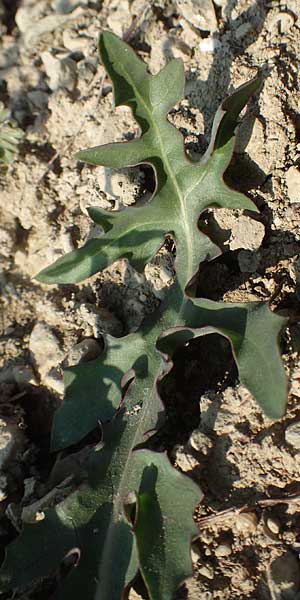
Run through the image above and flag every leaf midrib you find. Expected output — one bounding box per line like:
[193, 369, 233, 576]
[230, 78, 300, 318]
[113, 58, 199, 283]
[90, 50, 207, 587]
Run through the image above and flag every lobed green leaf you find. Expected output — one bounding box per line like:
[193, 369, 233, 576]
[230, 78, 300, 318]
[0, 31, 288, 600]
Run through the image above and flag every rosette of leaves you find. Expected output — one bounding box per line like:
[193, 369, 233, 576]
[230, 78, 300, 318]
[0, 101, 23, 165]
[0, 32, 287, 600]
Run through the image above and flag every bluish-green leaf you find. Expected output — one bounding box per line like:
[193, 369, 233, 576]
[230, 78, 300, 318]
[133, 451, 201, 600]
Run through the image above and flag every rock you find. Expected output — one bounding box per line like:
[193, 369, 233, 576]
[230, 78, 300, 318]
[29, 322, 64, 380]
[199, 393, 220, 433]
[191, 543, 202, 563]
[199, 564, 214, 579]
[235, 512, 258, 534]
[41, 52, 77, 92]
[176, 0, 217, 32]
[63, 29, 89, 52]
[285, 422, 300, 450]
[95, 166, 146, 207]
[145, 263, 174, 299]
[199, 37, 222, 52]
[128, 590, 144, 600]
[206, 209, 265, 252]
[176, 18, 199, 48]
[267, 12, 295, 34]
[106, 0, 131, 36]
[213, 408, 235, 435]
[267, 552, 300, 599]
[286, 166, 300, 204]
[191, 547, 200, 564]
[229, 215, 265, 251]
[79, 304, 123, 338]
[189, 430, 212, 455]
[60, 231, 75, 253]
[0, 474, 8, 502]
[16, 6, 84, 47]
[0, 417, 25, 470]
[66, 338, 102, 367]
[173, 446, 199, 472]
[291, 375, 300, 398]
[266, 517, 280, 535]
[15, 2, 44, 33]
[215, 543, 232, 557]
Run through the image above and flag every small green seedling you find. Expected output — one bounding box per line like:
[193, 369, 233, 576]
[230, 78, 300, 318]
[0, 32, 287, 600]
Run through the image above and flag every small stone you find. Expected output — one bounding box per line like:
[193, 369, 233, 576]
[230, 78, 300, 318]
[235, 512, 258, 534]
[191, 547, 200, 564]
[267, 517, 280, 535]
[176, 0, 217, 32]
[15, 3, 42, 33]
[213, 409, 235, 435]
[95, 166, 145, 207]
[0, 490, 7, 502]
[41, 52, 77, 92]
[35, 511, 45, 522]
[145, 263, 173, 299]
[60, 231, 75, 253]
[173, 446, 199, 472]
[189, 430, 212, 455]
[106, 0, 131, 36]
[17, 8, 84, 47]
[285, 422, 300, 450]
[199, 37, 222, 52]
[291, 377, 300, 398]
[215, 543, 232, 557]
[63, 30, 88, 52]
[0, 475, 8, 502]
[66, 339, 102, 367]
[128, 590, 144, 600]
[199, 564, 214, 579]
[229, 216, 265, 251]
[268, 12, 295, 34]
[286, 166, 300, 203]
[29, 322, 64, 380]
[206, 209, 265, 252]
[0, 417, 25, 470]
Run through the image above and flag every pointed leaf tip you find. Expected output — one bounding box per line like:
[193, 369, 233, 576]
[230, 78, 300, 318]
[215, 75, 263, 151]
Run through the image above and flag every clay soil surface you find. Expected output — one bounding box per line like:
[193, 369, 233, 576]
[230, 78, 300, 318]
[1, 0, 300, 598]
